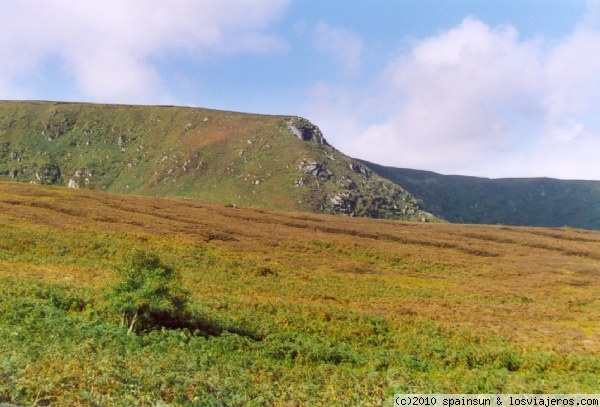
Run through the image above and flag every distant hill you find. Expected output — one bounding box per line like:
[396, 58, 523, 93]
[361, 162, 600, 230]
[0, 100, 433, 221]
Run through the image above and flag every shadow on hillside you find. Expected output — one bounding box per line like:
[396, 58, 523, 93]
[150, 312, 264, 341]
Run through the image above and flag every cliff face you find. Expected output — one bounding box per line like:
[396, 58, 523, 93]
[0, 101, 433, 221]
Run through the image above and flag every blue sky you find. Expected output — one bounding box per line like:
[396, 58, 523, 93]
[1, 0, 600, 180]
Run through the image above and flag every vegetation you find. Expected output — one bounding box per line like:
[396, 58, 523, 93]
[362, 161, 600, 230]
[0, 180, 598, 405]
[107, 250, 190, 334]
[0, 100, 430, 221]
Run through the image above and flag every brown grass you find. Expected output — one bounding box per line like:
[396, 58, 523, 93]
[0, 179, 598, 354]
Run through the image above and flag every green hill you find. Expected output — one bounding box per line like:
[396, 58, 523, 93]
[0, 100, 432, 221]
[361, 162, 600, 230]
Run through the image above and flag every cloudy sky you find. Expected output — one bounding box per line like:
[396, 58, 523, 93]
[2, 0, 600, 180]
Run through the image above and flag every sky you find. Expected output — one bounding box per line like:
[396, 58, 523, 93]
[1, 0, 600, 180]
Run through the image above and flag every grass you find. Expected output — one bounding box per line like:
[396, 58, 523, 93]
[0, 179, 599, 405]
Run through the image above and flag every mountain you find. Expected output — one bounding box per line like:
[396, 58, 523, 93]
[0, 100, 433, 221]
[7, 100, 597, 230]
[360, 162, 600, 230]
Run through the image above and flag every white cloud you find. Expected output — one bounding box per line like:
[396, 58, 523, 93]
[0, 0, 289, 103]
[306, 16, 600, 180]
[544, 28, 600, 122]
[313, 22, 363, 74]
[585, 0, 600, 25]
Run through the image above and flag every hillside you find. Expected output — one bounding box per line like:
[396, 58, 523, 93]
[0, 100, 432, 221]
[361, 162, 600, 230]
[0, 180, 599, 404]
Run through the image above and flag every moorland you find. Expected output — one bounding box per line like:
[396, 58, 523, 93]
[0, 179, 598, 405]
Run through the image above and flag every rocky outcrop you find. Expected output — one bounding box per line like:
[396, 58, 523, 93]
[291, 119, 434, 221]
[35, 163, 61, 185]
[287, 117, 328, 145]
[67, 168, 93, 189]
[297, 160, 333, 180]
[42, 113, 75, 141]
[321, 172, 432, 220]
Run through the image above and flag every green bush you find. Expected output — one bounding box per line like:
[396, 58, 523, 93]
[106, 250, 190, 334]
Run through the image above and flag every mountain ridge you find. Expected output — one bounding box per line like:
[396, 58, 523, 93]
[360, 161, 600, 230]
[0, 100, 433, 221]
[5, 99, 597, 229]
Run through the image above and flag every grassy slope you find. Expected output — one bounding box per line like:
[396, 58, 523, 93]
[0, 100, 430, 221]
[0, 180, 598, 405]
[361, 162, 600, 230]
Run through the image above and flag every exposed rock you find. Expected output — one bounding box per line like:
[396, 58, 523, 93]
[348, 162, 371, 177]
[330, 194, 344, 206]
[41, 115, 75, 140]
[287, 117, 328, 145]
[117, 135, 128, 148]
[329, 193, 355, 216]
[340, 176, 357, 190]
[35, 163, 61, 185]
[68, 168, 93, 189]
[296, 155, 430, 220]
[297, 159, 332, 180]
